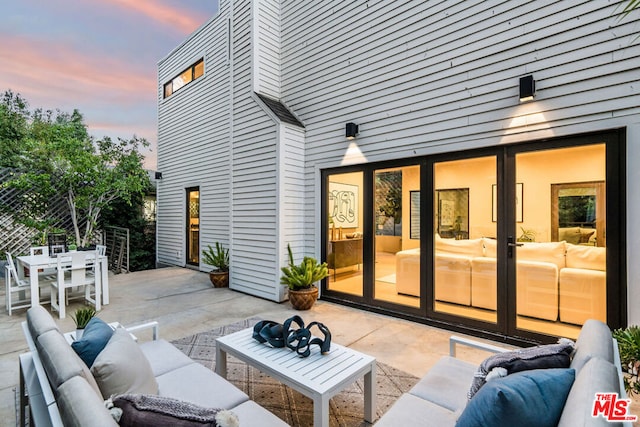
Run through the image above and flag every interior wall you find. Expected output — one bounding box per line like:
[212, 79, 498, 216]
[434, 156, 497, 240]
[402, 165, 420, 250]
[515, 144, 605, 242]
[328, 172, 363, 236]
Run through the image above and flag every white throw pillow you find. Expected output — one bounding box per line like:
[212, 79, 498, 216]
[91, 328, 159, 399]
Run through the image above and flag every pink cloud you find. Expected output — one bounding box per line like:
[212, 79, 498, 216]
[0, 35, 156, 106]
[106, 0, 206, 34]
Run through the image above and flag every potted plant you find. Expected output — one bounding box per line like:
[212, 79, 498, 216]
[613, 325, 640, 396]
[202, 242, 230, 287]
[70, 307, 97, 340]
[280, 243, 329, 310]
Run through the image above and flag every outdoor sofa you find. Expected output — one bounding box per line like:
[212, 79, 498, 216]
[19, 305, 288, 427]
[375, 319, 632, 426]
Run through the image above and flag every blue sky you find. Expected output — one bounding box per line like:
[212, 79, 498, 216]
[0, 0, 219, 169]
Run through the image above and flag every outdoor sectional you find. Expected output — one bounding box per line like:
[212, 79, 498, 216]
[375, 319, 631, 426]
[395, 236, 606, 324]
[19, 306, 288, 427]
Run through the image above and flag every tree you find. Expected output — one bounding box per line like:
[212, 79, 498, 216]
[0, 90, 30, 167]
[3, 90, 150, 247]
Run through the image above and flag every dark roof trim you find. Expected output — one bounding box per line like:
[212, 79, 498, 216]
[255, 93, 304, 128]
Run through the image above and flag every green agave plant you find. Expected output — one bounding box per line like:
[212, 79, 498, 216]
[280, 244, 329, 290]
[70, 307, 97, 329]
[202, 242, 229, 272]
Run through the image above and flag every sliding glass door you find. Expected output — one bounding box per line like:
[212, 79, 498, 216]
[432, 156, 497, 324]
[321, 131, 624, 341]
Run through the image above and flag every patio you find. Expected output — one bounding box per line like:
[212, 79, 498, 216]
[1, 267, 637, 425]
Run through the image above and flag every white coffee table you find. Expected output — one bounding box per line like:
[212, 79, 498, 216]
[215, 327, 376, 427]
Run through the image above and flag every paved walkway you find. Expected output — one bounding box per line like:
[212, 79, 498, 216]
[1, 266, 637, 425]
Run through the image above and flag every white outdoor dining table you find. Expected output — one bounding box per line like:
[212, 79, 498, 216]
[16, 253, 109, 308]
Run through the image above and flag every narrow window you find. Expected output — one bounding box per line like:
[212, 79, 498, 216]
[163, 58, 204, 99]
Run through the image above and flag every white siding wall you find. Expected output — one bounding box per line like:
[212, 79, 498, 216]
[231, 0, 281, 299]
[277, 124, 307, 297]
[254, 0, 281, 98]
[280, 0, 640, 319]
[157, 3, 231, 267]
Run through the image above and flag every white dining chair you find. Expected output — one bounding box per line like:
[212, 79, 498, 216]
[50, 252, 100, 319]
[29, 246, 49, 256]
[30, 246, 58, 277]
[96, 245, 107, 256]
[5, 253, 31, 316]
[5, 252, 56, 315]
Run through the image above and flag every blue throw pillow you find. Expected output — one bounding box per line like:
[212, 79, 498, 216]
[71, 317, 114, 367]
[456, 368, 575, 427]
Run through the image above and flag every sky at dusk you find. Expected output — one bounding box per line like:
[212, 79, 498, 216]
[0, 1, 220, 170]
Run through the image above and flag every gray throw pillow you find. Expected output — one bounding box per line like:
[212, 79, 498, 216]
[468, 339, 575, 399]
[91, 328, 158, 399]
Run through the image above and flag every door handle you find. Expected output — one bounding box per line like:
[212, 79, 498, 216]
[507, 236, 523, 258]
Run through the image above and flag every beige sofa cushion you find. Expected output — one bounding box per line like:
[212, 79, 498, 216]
[565, 244, 605, 271]
[517, 241, 566, 270]
[482, 238, 497, 258]
[435, 235, 484, 257]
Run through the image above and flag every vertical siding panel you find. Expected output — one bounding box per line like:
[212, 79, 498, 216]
[254, 0, 281, 98]
[279, 0, 640, 275]
[157, 3, 231, 267]
[231, 0, 281, 300]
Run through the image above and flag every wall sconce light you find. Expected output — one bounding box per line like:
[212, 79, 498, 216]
[519, 75, 536, 102]
[155, 171, 163, 180]
[346, 122, 359, 139]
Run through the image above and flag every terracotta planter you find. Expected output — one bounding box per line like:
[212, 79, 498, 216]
[288, 286, 319, 310]
[209, 271, 229, 288]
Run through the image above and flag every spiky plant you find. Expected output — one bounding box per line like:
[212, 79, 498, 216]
[280, 244, 329, 290]
[613, 325, 640, 395]
[70, 307, 97, 329]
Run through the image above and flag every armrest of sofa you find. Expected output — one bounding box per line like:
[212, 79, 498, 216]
[126, 321, 160, 341]
[449, 336, 510, 357]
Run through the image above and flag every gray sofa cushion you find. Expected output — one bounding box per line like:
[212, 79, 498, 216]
[231, 401, 290, 427]
[409, 356, 476, 412]
[375, 393, 459, 426]
[91, 329, 159, 398]
[558, 357, 621, 427]
[156, 362, 249, 409]
[27, 305, 60, 341]
[36, 330, 102, 396]
[570, 319, 614, 373]
[139, 339, 195, 376]
[57, 376, 119, 427]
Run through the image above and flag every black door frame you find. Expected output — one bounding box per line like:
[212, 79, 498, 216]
[320, 129, 626, 344]
[185, 187, 200, 267]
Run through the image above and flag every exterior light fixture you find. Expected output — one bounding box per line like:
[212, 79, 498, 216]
[346, 122, 359, 139]
[519, 75, 535, 102]
[155, 172, 163, 180]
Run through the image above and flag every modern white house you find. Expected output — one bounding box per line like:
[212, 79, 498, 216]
[157, 0, 640, 343]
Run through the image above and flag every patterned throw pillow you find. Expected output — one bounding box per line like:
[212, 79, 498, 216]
[467, 338, 575, 399]
[109, 394, 239, 427]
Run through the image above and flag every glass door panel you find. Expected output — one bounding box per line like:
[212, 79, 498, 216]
[514, 144, 606, 339]
[373, 165, 420, 308]
[186, 187, 200, 266]
[327, 172, 364, 296]
[433, 156, 497, 323]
